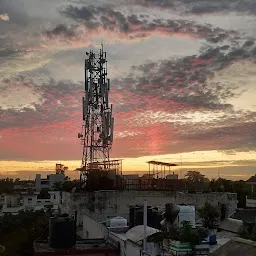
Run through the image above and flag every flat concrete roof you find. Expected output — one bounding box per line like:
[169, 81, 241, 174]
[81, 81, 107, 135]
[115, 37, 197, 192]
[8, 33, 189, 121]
[34, 239, 119, 255]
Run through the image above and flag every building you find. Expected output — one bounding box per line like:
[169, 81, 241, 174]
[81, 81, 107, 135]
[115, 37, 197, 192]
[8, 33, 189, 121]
[246, 175, 256, 194]
[122, 175, 140, 190]
[61, 191, 238, 226]
[219, 218, 243, 234]
[166, 172, 179, 180]
[35, 173, 65, 192]
[210, 237, 256, 256]
[1, 193, 23, 215]
[245, 174, 256, 208]
[0, 193, 6, 213]
[232, 208, 256, 222]
[34, 239, 119, 256]
[1, 191, 61, 214]
[82, 213, 161, 256]
[35, 163, 67, 192]
[34, 214, 119, 256]
[13, 181, 35, 192]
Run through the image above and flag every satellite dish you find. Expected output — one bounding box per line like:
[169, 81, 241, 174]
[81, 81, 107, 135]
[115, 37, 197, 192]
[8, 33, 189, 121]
[71, 187, 76, 193]
[81, 183, 86, 189]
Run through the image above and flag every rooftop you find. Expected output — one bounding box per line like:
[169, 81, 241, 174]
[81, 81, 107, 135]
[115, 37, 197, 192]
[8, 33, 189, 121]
[125, 225, 161, 244]
[210, 237, 256, 256]
[233, 208, 256, 222]
[147, 161, 178, 167]
[34, 239, 119, 255]
[219, 218, 243, 233]
[246, 175, 256, 183]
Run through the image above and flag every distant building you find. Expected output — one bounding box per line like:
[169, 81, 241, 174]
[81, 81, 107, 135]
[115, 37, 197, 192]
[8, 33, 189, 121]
[35, 174, 65, 192]
[0, 193, 6, 208]
[123, 175, 140, 190]
[13, 182, 34, 191]
[1, 191, 61, 215]
[35, 163, 67, 192]
[246, 175, 256, 193]
[166, 172, 178, 180]
[245, 175, 256, 208]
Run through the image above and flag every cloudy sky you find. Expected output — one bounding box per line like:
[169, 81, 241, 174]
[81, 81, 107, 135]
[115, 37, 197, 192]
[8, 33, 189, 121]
[0, 0, 256, 180]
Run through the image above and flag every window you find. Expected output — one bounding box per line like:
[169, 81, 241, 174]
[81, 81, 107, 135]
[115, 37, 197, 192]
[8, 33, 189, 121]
[28, 198, 32, 204]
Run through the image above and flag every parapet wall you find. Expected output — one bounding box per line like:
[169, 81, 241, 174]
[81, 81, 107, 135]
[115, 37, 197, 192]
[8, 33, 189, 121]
[61, 190, 237, 224]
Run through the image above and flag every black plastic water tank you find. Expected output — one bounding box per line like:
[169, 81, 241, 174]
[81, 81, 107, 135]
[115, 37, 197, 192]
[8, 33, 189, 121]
[129, 206, 135, 228]
[134, 206, 144, 226]
[49, 216, 76, 249]
[148, 209, 162, 229]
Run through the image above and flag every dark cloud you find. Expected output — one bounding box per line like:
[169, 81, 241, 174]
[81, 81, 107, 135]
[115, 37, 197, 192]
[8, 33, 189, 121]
[112, 42, 256, 113]
[105, 42, 256, 156]
[44, 5, 240, 44]
[43, 24, 78, 39]
[124, 0, 256, 15]
[182, 120, 256, 152]
[0, 48, 24, 58]
[2, 40, 249, 133]
[0, 46, 256, 159]
[188, 0, 256, 15]
[61, 5, 130, 32]
[62, 5, 96, 21]
[0, 76, 83, 129]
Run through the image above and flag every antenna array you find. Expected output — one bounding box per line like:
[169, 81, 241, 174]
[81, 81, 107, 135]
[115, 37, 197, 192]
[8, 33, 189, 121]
[78, 45, 114, 183]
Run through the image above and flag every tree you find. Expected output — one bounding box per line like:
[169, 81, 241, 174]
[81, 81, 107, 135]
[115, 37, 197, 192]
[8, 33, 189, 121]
[198, 202, 219, 229]
[185, 171, 207, 183]
[0, 210, 50, 256]
[179, 221, 201, 249]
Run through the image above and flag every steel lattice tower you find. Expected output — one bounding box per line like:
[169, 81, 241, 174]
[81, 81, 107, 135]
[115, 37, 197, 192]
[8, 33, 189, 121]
[78, 45, 114, 183]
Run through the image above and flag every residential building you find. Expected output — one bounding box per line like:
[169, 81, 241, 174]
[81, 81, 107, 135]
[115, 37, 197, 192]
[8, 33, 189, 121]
[246, 175, 256, 194]
[61, 191, 238, 225]
[244, 175, 256, 207]
[35, 173, 65, 192]
[1, 191, 61, 214]
[35, 163, 67, 192]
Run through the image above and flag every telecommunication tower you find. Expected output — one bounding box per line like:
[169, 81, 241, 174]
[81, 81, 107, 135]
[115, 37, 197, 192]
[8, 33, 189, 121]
[78, 45, 114, 183]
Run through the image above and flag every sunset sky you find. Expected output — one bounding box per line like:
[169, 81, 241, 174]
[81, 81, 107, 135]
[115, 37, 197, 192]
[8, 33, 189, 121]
[0, 0, 256, 180]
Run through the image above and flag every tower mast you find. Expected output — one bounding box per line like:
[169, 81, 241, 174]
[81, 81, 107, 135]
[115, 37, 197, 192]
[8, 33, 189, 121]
[78, 45, 114, 183]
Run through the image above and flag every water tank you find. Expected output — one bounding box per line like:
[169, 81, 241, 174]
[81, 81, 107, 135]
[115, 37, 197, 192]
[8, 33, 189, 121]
[129, 205, 147, 228]
[110, 217, 128, 227]
[129, 206, 135, 228]
[148, 208, 162, 229]
[129, 205, 162, 229]
[177, 205, 196, 227]
[49, 216, 76, 249]
[134, 206, 144, 227]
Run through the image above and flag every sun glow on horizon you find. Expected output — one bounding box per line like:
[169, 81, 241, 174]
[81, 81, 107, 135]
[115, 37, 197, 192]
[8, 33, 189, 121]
[0, 149, 255, 180]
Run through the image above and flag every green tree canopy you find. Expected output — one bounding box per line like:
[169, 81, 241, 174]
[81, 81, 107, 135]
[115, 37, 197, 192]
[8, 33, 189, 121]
[198, 201, 219, 229]
[185, 171, 208, 183]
